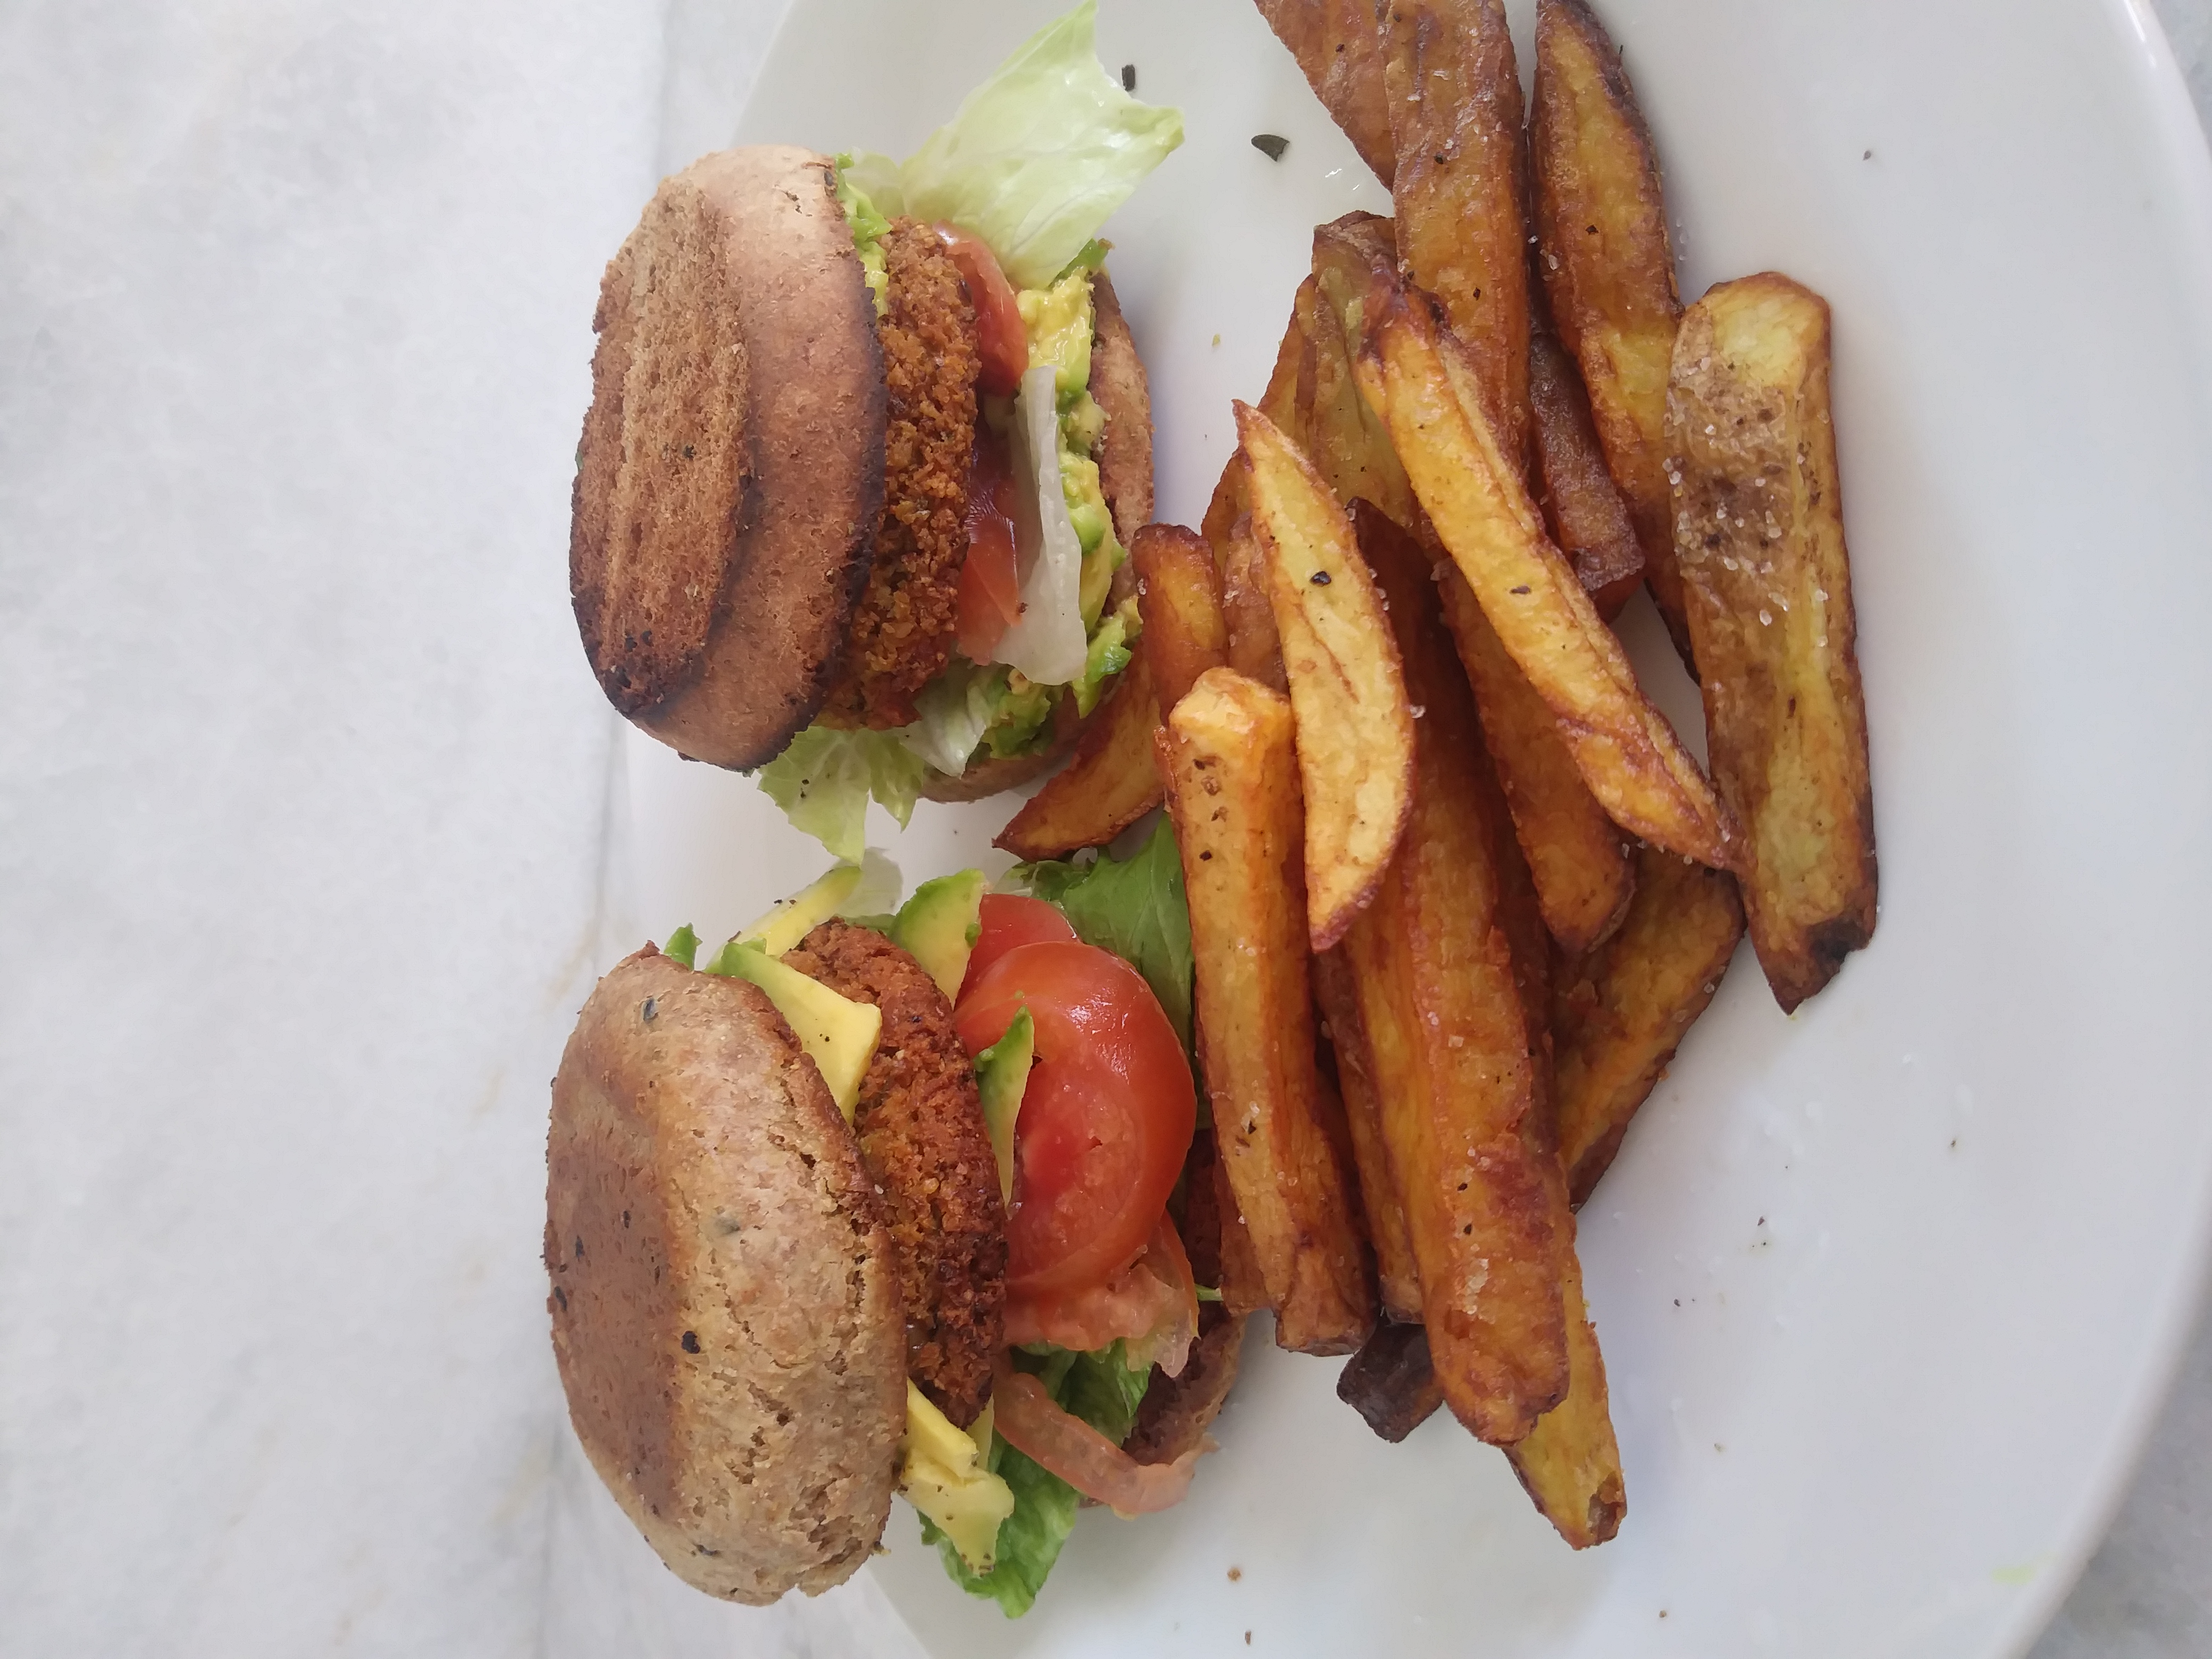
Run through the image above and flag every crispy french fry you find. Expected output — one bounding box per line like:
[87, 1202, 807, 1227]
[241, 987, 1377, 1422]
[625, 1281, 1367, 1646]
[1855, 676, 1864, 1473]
[1237, 403, 1417, 949]
[1203, 282, 1314, 557]
[1337, 1319, 1447, 1443]
[994, 655, 1163, 859]
[1132, 523, 1231, 709]
[1381, 0, 1532, 460]
[1433, 556, 1635, 954]
[1312, 944, 1422, 1321]
[1298, 245, 1421, 531]
[1531, 0, 1691, 665]
[1502, 1248, 1624, 1547]
[1359, 280, 1740, 870]
[1254, 0, 1397, 185]
[1530, 331, 1644, 618]
[1667, 273, 1875, 1010]
[1555, 842, 1744, 1202]
[1338, 521, 1571, 1443]
[1162, 668, 1376, 1355]
[1217, 510, 1289, 693]
[1211, 1145, 1273, 1318]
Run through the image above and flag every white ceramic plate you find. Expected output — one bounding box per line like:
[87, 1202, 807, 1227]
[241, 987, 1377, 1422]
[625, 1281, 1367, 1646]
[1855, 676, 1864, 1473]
[620, 2, 2212, 1654]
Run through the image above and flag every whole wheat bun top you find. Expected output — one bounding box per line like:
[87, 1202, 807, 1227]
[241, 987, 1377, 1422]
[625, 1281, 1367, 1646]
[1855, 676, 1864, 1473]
[570, 146, 886, 771]
[545, 947, 906, 1604]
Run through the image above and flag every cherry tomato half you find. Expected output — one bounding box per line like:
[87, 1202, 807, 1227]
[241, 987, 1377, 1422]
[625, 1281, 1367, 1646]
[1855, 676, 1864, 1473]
[955, 436, 1024, 663]
[936, 223, 1028, 396]
[960, 893, 1076, 1001]
[956, 940, 1196, 1298]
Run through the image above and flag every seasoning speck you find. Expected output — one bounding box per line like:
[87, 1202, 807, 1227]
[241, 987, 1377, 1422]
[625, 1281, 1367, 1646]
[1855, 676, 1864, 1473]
[681, 1331, 700, 1354]
[1309, 569, 1331, 585]
[1510, 584, 1531, 595]
[1228, 1565, 1243, 1581]
[1251, 133, 1289, 161]
[1122, 63, 1136, 92]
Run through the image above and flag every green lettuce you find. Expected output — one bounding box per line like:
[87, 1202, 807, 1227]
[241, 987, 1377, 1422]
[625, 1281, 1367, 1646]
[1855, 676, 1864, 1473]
[662, 924, 699, 968]
[831, 153, 891, 315]
[1016, 817, 1193, 1048]
[755, 726, 926, 866]
[848, 3, 1183, 289]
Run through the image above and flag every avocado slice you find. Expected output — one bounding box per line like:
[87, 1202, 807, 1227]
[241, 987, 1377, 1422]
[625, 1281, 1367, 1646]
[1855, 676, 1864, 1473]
[705, 940, 881, 1119]
[974, 1006, 1034, 1205]
[890, 869, 988, 1002]
[900, 1381, 1014, 1573]
[735, 862, 864, 957]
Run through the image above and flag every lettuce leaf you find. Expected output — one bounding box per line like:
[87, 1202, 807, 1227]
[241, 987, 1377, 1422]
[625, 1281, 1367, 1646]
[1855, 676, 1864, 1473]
[831, 153, 891, 315]
[995, 365, 1090, 686]
[907, 658, 1007, 776]
[1016, 818, 1193, 1048]
[755, 726, 926, 866]
[880, 2, 1184, 289]
[662, 924, 699, 969]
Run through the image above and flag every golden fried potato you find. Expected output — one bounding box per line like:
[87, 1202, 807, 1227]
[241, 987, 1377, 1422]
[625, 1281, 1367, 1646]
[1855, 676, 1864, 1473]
[1161, 667, 1376, 1355]
[1530, 331, 1645, 618]
[1298, 246, 1420, 530]
[1359, 281, 1740, 870]
[1312, 944, 1422, 1321]
[1337, 516, 1571, 1444]
[1254, 0, 1397, 185]
[1667, 273, 1875, 1010]
[1531, 0, 1690, 664]
[1503, 1249, 1624, 1547]
[1435, 560, 1636, 954]
[1132, 523, 1231, 710]
[1554, 841, 1744, 1202]
[1237, 402, 1417, 950]
[1381, 0, 1532, 462]
[1203, 281, 1314, 557]
[994, 657, 1163, 859]
[1217, 510, 1289, 693]
[1337, 1319, 1447, 1443]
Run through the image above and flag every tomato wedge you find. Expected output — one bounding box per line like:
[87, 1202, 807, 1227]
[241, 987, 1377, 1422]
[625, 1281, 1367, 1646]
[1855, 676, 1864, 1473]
[956, 940, 1195, 1299]
[956, 436, 1024, 662]
[1003, 1210, 1198, 1378]
[959, 893, 1076, 1000]
[936, 224, 1027, 396]
[992, 1364, 1208, 1516]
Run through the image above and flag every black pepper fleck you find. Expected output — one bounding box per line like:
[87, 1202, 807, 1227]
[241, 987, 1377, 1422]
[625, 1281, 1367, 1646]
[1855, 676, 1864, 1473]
[1310, 569, 1331, 585]
[1510, 584, 1531, 594]
[1121, 63, 1136, 91]
[1251, 133, 1288, 161]
[681, 1330, 700, 1354]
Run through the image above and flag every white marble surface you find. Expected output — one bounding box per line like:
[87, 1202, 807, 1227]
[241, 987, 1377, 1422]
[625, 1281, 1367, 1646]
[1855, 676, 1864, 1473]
[1, 2, 2206, 1655]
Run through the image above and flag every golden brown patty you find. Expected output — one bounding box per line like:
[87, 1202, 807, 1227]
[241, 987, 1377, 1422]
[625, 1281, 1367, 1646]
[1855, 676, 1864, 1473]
[820, 220, 981, 729]
[784, 920, 1007, 1426]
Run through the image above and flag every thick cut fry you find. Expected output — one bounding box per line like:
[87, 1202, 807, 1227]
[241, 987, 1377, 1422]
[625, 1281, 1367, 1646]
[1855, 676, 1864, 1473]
[1668, 274, 1875, 1010]
[1255, 0, 1397, 185]
[1531, 0, 1690, 665]
[994, 656, 1163, 858]
[1337, 1319, 1447, 1443]
[1530, 331, 1644, 618]
[1298, 249, 1420, 530]
[1162, 668, 1376, 1354]
[1211, 1147, 1273, 1318]
[1131, 524, 1231, 710]
[1203, 283, 1313, 556]
[1217, 512, 1288, 693]
[1431, 539, 1635, 955]
[1503, 1248, 1624, 1546]
[1360, 282, 1740, 870]
[1381, 0, 1532, 462]
[1237, 403, 1417, 949]
[1312, 945, 1421, 1321]
[1339, 521, 1571, 1443]
[1554, 842, 1744, 1202]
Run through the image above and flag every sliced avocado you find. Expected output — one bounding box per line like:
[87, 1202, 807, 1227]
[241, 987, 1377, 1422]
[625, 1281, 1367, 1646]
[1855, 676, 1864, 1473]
[974, 1006, 1034, 1205]
[890, 869, 988, 1002]
[705, 941, 881, 1119]
[900, 1381, 1014, 1573]
[735, 862, 864, 957]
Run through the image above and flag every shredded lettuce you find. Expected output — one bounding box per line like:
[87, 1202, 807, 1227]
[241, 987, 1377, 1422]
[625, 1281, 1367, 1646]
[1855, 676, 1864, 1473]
[1015, 818, 1193, 1049]
[661, 924, 700, 968]
[907, 659, 1007, 776]
[832, 154, 891, 315]
[883, 3, 1183, 289]
[755, 726, 925, 866]
[996, 365, 1090, 686]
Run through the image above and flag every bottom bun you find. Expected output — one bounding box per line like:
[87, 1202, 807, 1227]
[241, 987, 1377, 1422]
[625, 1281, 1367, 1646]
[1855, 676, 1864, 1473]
[546, 948, 907, 1603]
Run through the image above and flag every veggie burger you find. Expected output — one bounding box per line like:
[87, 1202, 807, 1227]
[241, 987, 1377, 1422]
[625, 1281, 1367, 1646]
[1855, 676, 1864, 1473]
[568, 5, 1183, 861]
[547, 829, 1241, 1613]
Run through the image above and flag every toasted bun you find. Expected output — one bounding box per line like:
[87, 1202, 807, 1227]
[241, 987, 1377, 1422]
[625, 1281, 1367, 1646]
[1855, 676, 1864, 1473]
[546, 948, 905, 1604]
[571, 146, 885, 770]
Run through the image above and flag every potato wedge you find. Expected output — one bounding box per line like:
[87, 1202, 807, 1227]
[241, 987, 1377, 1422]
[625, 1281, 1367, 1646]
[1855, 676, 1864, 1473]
[1434, 554, 1635, 955]
[1337, 1319, 1447, 1443]
[1237, 402, 1417, 949]
[1132, 523, 1231, 710]
[1530, 330, 1644, 618]
[994, 655, 1163, 859]
[1203, 282, 1315, 557]
[1297, 251, 1420, 531]
[1531, 0, 1690, 664]
[1162, 667, 1376, 1354]
[1312, 944, 1422, 1321]
[1254, 0, 1397, 185]
[1554, 841, 1744, 1202]
[1667, 273, 1876, 1010]
[1338, 518, 1571, 1443]
[1503, 1247, 1625, 1547]
[1211, 1145, 1273, 1319]
[1359, 281, 1740, 870]
[1217, 509, 1289, 693]
[1381, 0, 1532, 460]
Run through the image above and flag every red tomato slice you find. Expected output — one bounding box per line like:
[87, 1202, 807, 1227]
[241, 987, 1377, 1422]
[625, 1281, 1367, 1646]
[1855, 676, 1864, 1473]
[1003, 1210, 1199, 1378]
[956, 940, 1196, 1299]
[936, 224, 1028, 396]
[956, 438, 1024, 663]
[992, 1365, 1206, 1516]
[959, 893, 1076, 1001]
